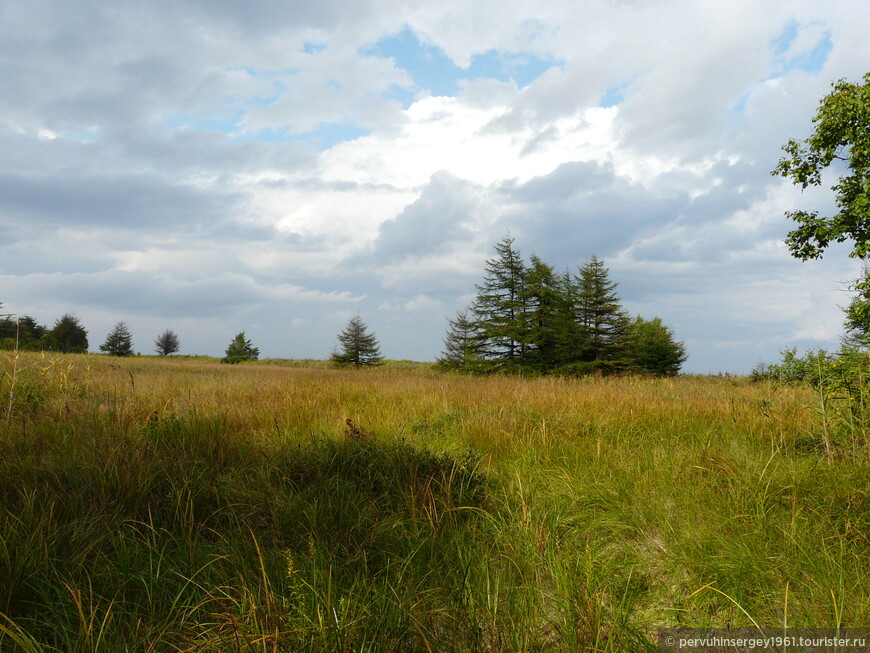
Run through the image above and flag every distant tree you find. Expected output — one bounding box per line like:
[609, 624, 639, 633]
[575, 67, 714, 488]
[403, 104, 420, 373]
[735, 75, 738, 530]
[36, 332, 59, 352]
[0, 318, 18, 349]
[222, 331, 260, 364]
[575, 256, 631, 367]
[331, 315, 383, 367]
[154, 329, 181, 356]
[772, 72, 870, 261]
[19, 316, 47, 346]
[51, 314, 88, 354]
[100, 321, 134, 357]
[450, 237, 687, 376]
[628, 317, 687, 375]
[521, 256, 576, 370]
[437, 309, 485, 371]
[473, 235, 527, 364]
[0, 315, 48, 350]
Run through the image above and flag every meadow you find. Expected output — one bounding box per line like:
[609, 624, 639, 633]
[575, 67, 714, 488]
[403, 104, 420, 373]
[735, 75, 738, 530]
[0, 352, 868, 651]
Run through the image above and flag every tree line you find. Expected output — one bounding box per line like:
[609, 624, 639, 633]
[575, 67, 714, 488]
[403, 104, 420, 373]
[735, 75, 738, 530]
[0, 238, 686, 375]
[438, 236, 686, 375]
[0, 313, 182, 357]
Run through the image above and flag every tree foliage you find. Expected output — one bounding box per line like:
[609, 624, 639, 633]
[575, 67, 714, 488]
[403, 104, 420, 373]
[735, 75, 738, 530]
[628, 317, 687, 376]
[841, 266, 870, 348]
[442, 238, 686, 376]
[222, 332, 259, 364]
[100, 321, 134, 357]
[773, 72, 870, 260]
[51, 314, 88, 354]
[154, 329, 181, 356]
[575, 256, 632, 366]
[437, 310, 485, 371]
[0, 315, 50, 351]
[331, 315, 383, 367]
[473, 235, 527, 363]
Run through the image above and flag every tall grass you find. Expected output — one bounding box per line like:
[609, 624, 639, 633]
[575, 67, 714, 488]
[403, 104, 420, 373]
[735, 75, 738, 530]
[0, 353, 867, 650]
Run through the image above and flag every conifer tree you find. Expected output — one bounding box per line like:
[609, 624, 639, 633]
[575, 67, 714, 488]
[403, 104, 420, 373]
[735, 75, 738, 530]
[438, 309, 485, 371]
[222, 332, 259, 364]
[449, 237, 688, 376]
[331, 315, 383, 367]
[555, 270, 589, 366]
[51, 314, 89, 354]
[575, 256, 630, 368]
[100, 321, 134, 357]
[521, 255, 572, 370]
[473, 235, 527, 364]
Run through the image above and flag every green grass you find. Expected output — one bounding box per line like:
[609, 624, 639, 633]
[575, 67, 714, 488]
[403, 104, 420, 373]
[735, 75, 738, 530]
[0, 353, 868, 650]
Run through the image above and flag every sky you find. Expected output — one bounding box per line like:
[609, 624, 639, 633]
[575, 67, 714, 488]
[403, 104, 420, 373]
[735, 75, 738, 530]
[1, 1, 868, 373]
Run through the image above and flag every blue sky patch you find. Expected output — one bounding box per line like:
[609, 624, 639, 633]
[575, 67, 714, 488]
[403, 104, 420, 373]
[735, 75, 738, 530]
[730, 92, 750, 114]
[769, 20, 832, 76]
[361, 27, 560, 99]
[362, 28, 461, 96]
[304, 122, 371, 149]
[771, 20, 799, 56]
[302, 42, 326, 54]
[599, 83, 629, 108]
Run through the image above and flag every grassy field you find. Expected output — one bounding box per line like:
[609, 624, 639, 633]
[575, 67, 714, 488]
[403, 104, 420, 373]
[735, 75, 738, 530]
[0, 352, 868, 651]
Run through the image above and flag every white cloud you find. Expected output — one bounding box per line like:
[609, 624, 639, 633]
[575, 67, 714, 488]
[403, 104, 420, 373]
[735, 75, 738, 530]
[1, 0, 867, 371]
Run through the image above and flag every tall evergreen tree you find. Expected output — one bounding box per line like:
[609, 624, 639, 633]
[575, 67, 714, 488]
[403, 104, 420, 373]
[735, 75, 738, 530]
[100, 321, 134, 357]
[437, 309, 485, 371]
[154, 329, 181, 356]
[331, 315, 383, 367]
[555, 270, 589, 366]
[575, 256, 630, 367]
[51, 314, 88, 354]
[521, 256, 573, 370]
[473, 235, 527, 364]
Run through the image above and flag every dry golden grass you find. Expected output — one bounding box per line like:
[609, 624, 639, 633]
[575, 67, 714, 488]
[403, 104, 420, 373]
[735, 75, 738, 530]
[0, 352, 867, 651]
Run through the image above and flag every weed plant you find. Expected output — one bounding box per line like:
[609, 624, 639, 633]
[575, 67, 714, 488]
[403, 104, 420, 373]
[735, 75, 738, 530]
[0, 353, 868, 651]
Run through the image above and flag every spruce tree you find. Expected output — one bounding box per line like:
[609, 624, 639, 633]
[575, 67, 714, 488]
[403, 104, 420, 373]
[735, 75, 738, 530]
[331, 315, 383, 367]
[100, 321, 134, 357]
[521, 256, 571, 370]
[555, 270, 589, 366]
[473, 235, 527, 365]
[575, 256, 630, 368]
[437, 309, 485, 371]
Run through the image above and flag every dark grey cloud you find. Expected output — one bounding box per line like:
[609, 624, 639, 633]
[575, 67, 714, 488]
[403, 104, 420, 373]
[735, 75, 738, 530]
[496, 160, 686, 263]
[0, 172, 241, 231]
[4, 267, 358, 321]
[372, 171, 477, 262]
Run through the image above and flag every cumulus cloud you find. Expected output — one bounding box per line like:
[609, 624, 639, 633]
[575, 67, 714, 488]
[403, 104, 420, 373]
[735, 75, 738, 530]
[373, 171, 479, 262]
[1, 0, 867, 371]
